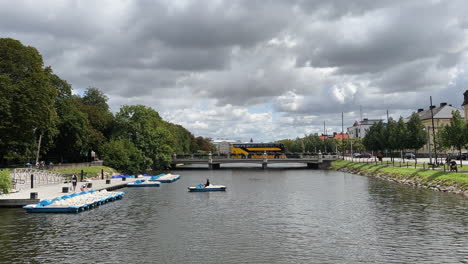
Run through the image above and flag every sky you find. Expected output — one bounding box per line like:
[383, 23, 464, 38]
[1, 0, 468, 142]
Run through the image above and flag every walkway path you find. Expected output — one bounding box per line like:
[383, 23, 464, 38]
[0, 178, 138, 207]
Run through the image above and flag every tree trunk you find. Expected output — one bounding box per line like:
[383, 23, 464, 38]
[459, 147, 463, 168]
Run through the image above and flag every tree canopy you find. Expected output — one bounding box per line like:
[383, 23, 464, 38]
[0, 38, 214, 171]
[0, 38, 58, 163]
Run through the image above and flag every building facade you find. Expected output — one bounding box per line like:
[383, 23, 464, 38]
[410, 102, 465, 154]
[211, 139, 240, 154]
[347, 118, 383, 139]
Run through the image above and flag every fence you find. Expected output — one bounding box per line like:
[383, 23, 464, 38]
[349, 158, 460, 172]
[11, 169, 64, 191]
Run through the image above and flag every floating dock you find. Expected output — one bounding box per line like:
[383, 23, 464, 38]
[23, 190, 125, 213]
[156, 173, 180, 183]
[127, 179, 161, 187]
[0, 178, 139, 208]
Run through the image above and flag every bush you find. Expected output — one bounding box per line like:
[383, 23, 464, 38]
[100, 139, 152, 174]
[0, 169, 12, 194]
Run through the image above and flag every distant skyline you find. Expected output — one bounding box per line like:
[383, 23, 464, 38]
[1, 0, 467, 142]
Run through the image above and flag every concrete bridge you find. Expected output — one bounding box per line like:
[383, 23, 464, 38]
[171, 152, 338, 169]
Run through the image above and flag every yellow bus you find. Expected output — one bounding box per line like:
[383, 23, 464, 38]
[231, 143, 285, 159]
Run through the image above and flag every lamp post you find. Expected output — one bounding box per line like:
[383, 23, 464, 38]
[430, 96, 438, 164]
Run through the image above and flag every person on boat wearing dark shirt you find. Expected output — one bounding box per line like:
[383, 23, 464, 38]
[204, 179, 210, 188]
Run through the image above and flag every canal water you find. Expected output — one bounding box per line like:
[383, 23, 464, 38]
[0, 168, 466, 263]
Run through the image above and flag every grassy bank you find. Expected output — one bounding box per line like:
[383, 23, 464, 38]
[331, 160, 468, 192]
[0, 169, 12, 194]
[53, 166, 119, 179]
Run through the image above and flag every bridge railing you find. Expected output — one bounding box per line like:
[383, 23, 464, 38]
[173, 152, 336, 160]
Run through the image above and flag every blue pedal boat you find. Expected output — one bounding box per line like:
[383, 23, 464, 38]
[127, 179, 161, 187]
[188, 184, 226, 192]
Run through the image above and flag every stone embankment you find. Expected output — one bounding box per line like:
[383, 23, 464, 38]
[334, 165, 468, 197]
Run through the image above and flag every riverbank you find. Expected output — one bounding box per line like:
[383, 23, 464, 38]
[330, 160, 468, 196]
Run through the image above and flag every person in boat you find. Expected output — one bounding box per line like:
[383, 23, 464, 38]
[204, 179, 210, 188]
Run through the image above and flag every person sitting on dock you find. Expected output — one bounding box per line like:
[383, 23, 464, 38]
[204, 179, 210, 188]
[80, 183, 88, 192]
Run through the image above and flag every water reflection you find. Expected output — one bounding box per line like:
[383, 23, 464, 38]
[0, 169, 466, 263]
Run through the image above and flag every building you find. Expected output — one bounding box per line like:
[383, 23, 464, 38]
[211, 139, 240, 154]
[347, 118, 383, 139]
[409, 102, 465, 154]
[320, 132, 349, 140]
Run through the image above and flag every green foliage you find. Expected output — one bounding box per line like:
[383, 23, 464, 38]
[363, 121, 386, 152]
[363, 115, 427, 158]
[0, 169, 12, 194]
[395, 117, 408, 152]
[76, 87, 114, 156]
[114, 105, 173, 170]
[194, 136, 216, 153]
[0, 38, 214, 169]
[52, 97, 91, 162]
[278, 134, 345, 153]
[439, 110, 467, 165]
[100, 139, 151, 174]
[53, 166, 118, 179]
[405, 113, 426, 156]
[0, 38, 58, 163]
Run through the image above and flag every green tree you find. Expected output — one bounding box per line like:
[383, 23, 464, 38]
[113, 105, 173, 169]
[396, 117, 408, 160]
[386, 117, 399, 161]
[440, 110, 467, 166]
[100, 139, 151, 174]
[77, 87, 114, 158]
[52, 97, 91, 162]
[43, 74, 91, 162]
[0, 169, 12, 194]
[363, 121, 386, 154]
[405, 113, 426, 161]
[0, 38, 58, 164]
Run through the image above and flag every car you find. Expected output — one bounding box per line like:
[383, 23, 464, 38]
[359, 152, 372, 158]
[455, 153, 468, 160]
[404, 153, 416, 159]
[352, 153, 361, 158]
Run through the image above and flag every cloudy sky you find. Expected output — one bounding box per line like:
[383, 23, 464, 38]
[2, 0, 468, 142]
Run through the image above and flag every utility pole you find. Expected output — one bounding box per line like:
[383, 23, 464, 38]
[430, 96, 438, 165]
[360, 105, 362, 121]
[341, 112, 344, 159]
[35, 133, 42, 165]
[386, 109, 389, 122]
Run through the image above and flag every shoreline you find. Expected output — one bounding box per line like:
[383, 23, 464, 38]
[330, 160, 468, 197]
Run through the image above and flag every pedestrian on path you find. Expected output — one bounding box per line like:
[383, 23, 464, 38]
[72, 174, 78, 192]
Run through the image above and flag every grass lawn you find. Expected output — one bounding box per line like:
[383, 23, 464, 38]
[53, 166, 119, 179]
[331, 160, 468, 191]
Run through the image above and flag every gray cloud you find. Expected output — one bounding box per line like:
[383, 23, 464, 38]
[1, 0, 467, 142]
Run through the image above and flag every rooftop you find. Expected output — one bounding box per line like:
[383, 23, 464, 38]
[412, 104, 464, 120]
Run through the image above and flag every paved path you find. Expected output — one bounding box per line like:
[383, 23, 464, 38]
[0, 177, 138, 203]
[343, 157, 468, 173]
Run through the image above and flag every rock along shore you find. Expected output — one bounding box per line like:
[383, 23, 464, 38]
[333, 166, 468, 197]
